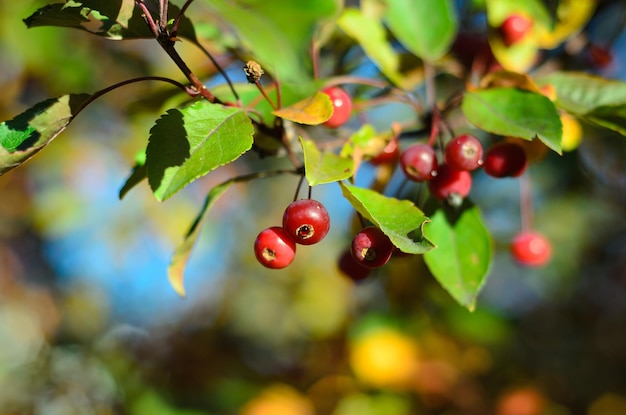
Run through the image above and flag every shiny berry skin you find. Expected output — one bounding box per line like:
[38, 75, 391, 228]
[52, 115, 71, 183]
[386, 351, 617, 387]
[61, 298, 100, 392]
[445, 134, 484, 171]
[370, 137, 400, 165]
[484, 142, 527, 178]
[499, 14, 533, 47]
[510, 231, 552, 267]
[322, 86, 352, 128]
[428, 164, 472, 205]
[338, 250, 371, 282]
[400, 143, 438, 181]
[282, 199, 330, 245]
[351, 226, 394, 269]
[254, 227, 296, 269]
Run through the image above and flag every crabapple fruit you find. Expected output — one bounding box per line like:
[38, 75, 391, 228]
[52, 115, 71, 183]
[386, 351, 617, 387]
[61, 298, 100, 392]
[254, 227, 296, 269]
[428, 164, 472, 205]
[282, 199, 330, 245]
[484, 142, 527, 178]
[322, 86, 352, 128]
[445, 134, 484, 171]
[400, 143, 438, 181]
[351, 226, 394, 269]
[510, 231, 552, 267]
[499, 14, 533, 47]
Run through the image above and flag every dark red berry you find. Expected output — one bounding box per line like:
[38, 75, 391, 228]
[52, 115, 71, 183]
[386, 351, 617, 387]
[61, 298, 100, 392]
[350, 226, 394, 269]
[484, 142, 527, 178]
[511, 231, 552, 267]
[445, 134, 483, 171]
[499, 14, 533, 47]
[588, 44, 613, 68]
[254, 227, 296, 269]
[322, 86, 352, 128]
[338, 250, 371, 282]
[400, 143, 438, 181]
[282, 199, 330, 245]
[428, 164, 472, 206]
[370, 137, 400, 165]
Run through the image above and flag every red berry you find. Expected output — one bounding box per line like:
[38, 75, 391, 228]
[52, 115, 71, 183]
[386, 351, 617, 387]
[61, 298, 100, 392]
[428, 164, 472, 206]
[338, 250, 371, 282]
[445, 134, 483, 171]
[499, 14, 533, 47]
[400, 143, 438, 181]
[322, 86, 352, 128]
[511, 231, 552, 267]
[282, 199, 330, 245]
[484, 142, 527, 178]
[370, 137, 400, 165]
[350, 226, 394, 269]
[254, 227, 296, 269]
[588, 44, 613, 68]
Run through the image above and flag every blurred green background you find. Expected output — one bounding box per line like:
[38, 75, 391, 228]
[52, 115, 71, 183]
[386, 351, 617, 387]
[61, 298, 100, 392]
[1, 1, 626, 414]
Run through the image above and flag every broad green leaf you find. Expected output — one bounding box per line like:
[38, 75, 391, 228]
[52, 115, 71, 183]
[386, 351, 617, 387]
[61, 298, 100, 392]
[146, 102, 254, 201]
[24, 0, 196, 40]
[169, 179, 234, 297]
[586, 104, 626, 136]
[300, 137, 353, 186]
[272, 92, 333, 125]
[383, 0, 457, 61]
[338, 8, 405, 87]
[340, 183, 435, 254]
[423, 205, 493, 310]
[0, 94, 90, 175]
[208, 0, 338, 83]
[462, 88, 562, 153]
[536, 72, 626, 115]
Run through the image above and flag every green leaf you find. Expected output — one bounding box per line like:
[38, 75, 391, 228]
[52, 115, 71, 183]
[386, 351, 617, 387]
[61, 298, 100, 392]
[146, 102, 254, 201]
[462, 88, 562, 153]
[423, 205, 493, 311]
[338, 8, 405, 87]
[169, 179, 235, 297]
[586, 104, 626, 136]
[119, 151, 147, 199]
[536, 72, 626, 114]
[300, 137, 353, 186]
[340, 183, 435, 254]
[208, 0, 338, 83]
[383, 0, 457, 61]
[24, 0, 196, 40]
[272, 92, 333, 125]
[0, 94, 90, 175]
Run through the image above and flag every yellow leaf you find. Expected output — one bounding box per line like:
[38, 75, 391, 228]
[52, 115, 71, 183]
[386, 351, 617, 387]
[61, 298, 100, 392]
[272, 92, 332, 125]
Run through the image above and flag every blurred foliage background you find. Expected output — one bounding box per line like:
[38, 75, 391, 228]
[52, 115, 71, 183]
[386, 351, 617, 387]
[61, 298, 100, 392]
[1, 1, 626, 414]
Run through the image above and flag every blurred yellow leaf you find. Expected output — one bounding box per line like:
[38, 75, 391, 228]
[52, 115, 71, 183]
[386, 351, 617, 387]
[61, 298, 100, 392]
[535, 0, 596, 49]
[272, 92, 333, 125]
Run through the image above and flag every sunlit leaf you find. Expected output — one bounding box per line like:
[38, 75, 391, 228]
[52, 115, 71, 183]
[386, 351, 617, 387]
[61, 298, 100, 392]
[535, 0, 596, 49]
[0, 94, 90, 175]
[24, 0, 196, 40]
[272, 92, 333, 125]
[146, 102, 254, 201]
[423, 205, 493, 311]
[338, 8, 405, 87]
[301, 137, 353, 186]
[168, 179, 234, 297]
[340, 183, 435, 254]
[462, 88, 562, 153]
[383, 0, 457, 61]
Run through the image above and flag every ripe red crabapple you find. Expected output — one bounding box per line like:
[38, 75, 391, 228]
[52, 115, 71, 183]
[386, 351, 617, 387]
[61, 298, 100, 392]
[351, 226, 395, 269]
[484, 142, 528, 178]
[400, 143, 438, 181]
[510, 231, 552, 267]
[499, 14, 533, 47]
[428, 164, 472, 206]
[322, 86, 352, 128]
[282, 199, 330, 245]
[370, 137, 400, 165]
[445, 134, 483, 171]
[254, 227, 296, 269]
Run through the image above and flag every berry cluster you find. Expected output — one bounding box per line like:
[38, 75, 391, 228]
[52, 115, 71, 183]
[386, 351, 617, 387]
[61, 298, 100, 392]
[397, 135, 530, 206]
[254, 199, 330, 269]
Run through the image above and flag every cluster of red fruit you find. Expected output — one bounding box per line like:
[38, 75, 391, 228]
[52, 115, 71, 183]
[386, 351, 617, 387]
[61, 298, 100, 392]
[254, 199, 330, 269]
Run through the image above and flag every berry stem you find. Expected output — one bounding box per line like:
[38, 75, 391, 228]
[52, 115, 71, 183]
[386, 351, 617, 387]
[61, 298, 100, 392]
[293, 173, 306, 202]
[73, 76, 198, 117]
